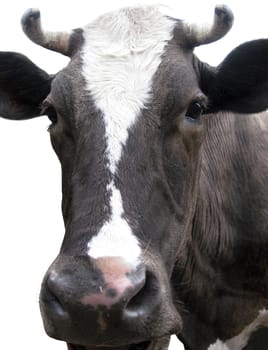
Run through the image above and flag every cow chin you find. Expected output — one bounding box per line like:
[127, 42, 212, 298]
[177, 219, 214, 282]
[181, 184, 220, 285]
[67, 336, 170, 350]
[67, 344, 148, 350]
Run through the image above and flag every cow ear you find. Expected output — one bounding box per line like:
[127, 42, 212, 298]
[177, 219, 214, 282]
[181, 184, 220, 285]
[0, 52, 52, 120]
[202, 39, 268, 113]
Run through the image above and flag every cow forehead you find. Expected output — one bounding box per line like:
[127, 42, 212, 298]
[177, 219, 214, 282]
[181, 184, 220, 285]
[80, 6, 176, 266]
[81, 6, 175, 171]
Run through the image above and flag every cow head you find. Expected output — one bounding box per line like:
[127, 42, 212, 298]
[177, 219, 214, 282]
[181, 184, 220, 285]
[1, 5, 268, 350]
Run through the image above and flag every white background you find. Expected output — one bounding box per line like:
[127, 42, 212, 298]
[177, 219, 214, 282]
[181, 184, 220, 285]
[0, 1, 267, 349]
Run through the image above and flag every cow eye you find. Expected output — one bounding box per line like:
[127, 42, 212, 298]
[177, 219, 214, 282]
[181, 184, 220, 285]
[186, 102, 204, 121]
[47, 106, 58, 124]
[42, 101, 58, 124]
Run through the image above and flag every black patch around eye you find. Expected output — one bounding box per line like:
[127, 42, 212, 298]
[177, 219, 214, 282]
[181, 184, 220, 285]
[186, 102, 204, 121]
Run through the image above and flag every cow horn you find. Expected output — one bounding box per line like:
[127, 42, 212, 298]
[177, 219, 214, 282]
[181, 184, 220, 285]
[21, 8, 72, 56]
[183, 4, 234, 47]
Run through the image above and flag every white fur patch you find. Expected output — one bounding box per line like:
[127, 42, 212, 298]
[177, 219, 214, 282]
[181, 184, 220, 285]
[208, 309, 268, 350]
[87, 183, 141, 264]
[207, 339, 229, 350]
[82, 6, 175, 265]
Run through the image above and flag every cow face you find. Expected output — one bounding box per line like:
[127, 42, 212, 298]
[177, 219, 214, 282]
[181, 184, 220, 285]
[40, 8, 194, 346]
[1, 4, 268, 350]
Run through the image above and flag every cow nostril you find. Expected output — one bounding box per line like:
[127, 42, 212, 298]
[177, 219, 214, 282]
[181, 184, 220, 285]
[124, 271, 159, 318]
[40, 279, 69, 319]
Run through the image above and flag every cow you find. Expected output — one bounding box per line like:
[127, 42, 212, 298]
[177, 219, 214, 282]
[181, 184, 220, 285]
[0, 4, 268, 350]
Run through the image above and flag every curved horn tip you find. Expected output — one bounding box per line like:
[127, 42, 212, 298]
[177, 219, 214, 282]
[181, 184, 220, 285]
[21, 8, 41, 34]
[214, 4, 234, 27]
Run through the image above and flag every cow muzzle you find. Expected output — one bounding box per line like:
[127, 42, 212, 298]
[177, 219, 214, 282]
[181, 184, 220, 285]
[39, 255, 181, 348]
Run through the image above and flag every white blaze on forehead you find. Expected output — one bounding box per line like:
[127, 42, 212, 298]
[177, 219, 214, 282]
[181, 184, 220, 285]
[208, 309, 268, 350]
[82, 6, 175, 265]
[82, 5, 175, 173]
